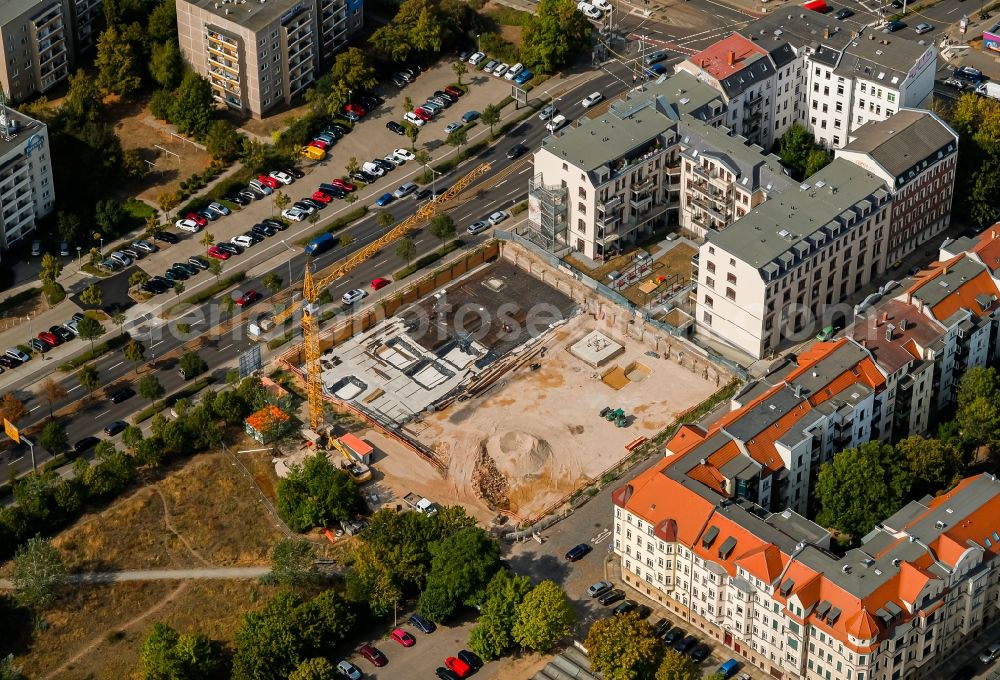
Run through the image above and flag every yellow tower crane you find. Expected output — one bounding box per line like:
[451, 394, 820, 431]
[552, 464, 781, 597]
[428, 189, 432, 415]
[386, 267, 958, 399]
[271, 161, 492, 430]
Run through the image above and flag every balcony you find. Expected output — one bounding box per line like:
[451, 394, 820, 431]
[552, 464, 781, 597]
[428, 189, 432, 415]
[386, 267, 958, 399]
[208, 53, 239, 73]
[630, 195, 652, 212]
[687, 194, 729, 221]
[598, 195, 623, 213]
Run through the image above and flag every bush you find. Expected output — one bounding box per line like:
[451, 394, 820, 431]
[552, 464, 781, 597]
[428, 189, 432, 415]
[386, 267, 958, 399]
[511, 201, 528, 215]
[267, 331, 298, 350]
[395, 240, 461, 280]
[132, 378, 211, 423]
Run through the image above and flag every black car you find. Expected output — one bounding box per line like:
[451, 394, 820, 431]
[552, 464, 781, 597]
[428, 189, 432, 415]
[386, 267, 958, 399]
[663, 628, 684, 645]
[262, 218, 288, 231]
[413, 188, 433, 202]
[162, 270, 177, 282]
[51, 325, 74, 342]
[319, 185, 346, 199]
[890, 0, 903, 7]
[167, 266, 190, 281]
[251, 224, 272, 239]
[153, 231, 180, 244]
[358, 94, 379, 110]
[386, 120, 406, 135]
[292, 201, 315, 213]
[506, 144, 528, 159]
[73, 436, 100, 454]
[653, 618, 672, 637]
[598, 589, 625, 605]
[434, 90, 457, 103]
[833, 7, 854, 18]
[176, 262, 200, 276]
[435, 668, 460, 680]
[565, 543, 592, 561]
[188, 255, 210, 270]
[352, 171, 376, 184]
[284, 166, 305, 179]
[301, 198, 325, 211]
[217, 242, 240, 255]
[392, 74, 407, 87]
[409, 613, 436, 633]
[242, 231, 262, 244]
[103, 420, 127, 436]
[690, 643, 711, 662]
[457, 650, 482, 670]
[239, 189, 260, 201]
[636, 604, 652, 619]
[613, 600, 638, 616]
[328, 122, 350, 135]
[674, 635, 698, 654]
[228, 193, 250, 206]
[150, 276, 171, 291]
[0, 355, 18, 368]
[373, 158, 395, 172]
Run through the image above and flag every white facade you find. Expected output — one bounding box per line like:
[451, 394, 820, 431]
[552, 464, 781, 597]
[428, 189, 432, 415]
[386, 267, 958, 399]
[0, 108, 53, 256]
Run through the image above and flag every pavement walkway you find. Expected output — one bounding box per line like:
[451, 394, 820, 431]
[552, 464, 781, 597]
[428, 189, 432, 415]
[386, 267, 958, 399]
[0, 566, 271, 589]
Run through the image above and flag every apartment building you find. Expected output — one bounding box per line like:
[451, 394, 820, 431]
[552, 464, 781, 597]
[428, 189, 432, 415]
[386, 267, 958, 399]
[0, 106, 54, 256]
[695, 158, 892, 358]
[837, 109, 958, 264]
[70, 0, 100, 53]
[612, 463, 1000, 680]
[0, 0, 72, 102]
[176, 0, 363, 118]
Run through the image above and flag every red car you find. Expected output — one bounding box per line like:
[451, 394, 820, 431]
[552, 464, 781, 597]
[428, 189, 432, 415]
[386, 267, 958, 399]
[371, 277, 391, 291]
[309, 139, 329, 150]
[445, 656, 471, 678]
[359, 644, 387, 667]
[311, 191, 333, 204]
[345, 103, 368, 117]
[413, 107, 432, 121]
[186, 211, 208, 227]
[236, 289, 259, 307]
[390, 628, 415, 647]
[207, 245, 230, 260]
[258, 175, 280, 189]
[444, 85, 463, 98]
[330, 178, 355, 191]
[37, 331, 60, 347]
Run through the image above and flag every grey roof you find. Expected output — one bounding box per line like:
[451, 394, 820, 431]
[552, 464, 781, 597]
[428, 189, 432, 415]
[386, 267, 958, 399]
[841, 109, 958, 183]
[836, 34, 931, 86]
[742, 9, 854, 54]
[707, 158, 889, 271]
[908, 255, 988, 309]
[678, 115, 791, 193]
[717, 53, 774, 99]
[722, 384, 803, 443]
[183, 0, 308, 33]
[648, 71, 727, 121]
[0, 0, 60, 26]
[0, 108, 45, 159]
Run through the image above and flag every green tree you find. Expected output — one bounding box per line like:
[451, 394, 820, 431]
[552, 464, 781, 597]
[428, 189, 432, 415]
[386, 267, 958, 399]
[208, 259, 223, 281]
[63, 69, 104, 124]
[179, 351, 208, 379]
[269, 538, 318, 588]
[895, 435, 964, 493]
[395, 237, 416, 266]
[406, 122, 420, 151]
[446, 127, 467, 155]
[320, 47, 377, 115]
[10, 536, 66, 610]
[122, 148, 149, 180]
[274, 191, 291, 216]
[205, 120, 242, 163]
[0, 654, 25, 680]
[468, 570, 533, 659]
[804, 148, 832, 177]
[277, 453, 364, 532]
[403, 96, 414, 114]
[415, 149, 431, 177]
[481, 104, 501, 136]
[122, 424, 144, 453]
[947, 93, 1000, 225]
[123, 339, 145, 374]
[76, 315, 105, 353]
[200, 230, 215, 247]
[57, 211, 82, 245]
[520, 0, 594, 73]
[95, 25, 143, 98]
[956, 366, 1000, 447]
[80, 283, 103, 307]
[815, 441, 913, 538]
[77, 363, 101, 397]
[417, 526, 502, 622]
[262, 272, 283, 295]
[655, 649, 702, 680]
[346, 156, 360, 177]
[147, 0, 177, 42]
[586, 611, 662, 680]
[149, 40, 182, 89]
[129, 270, 151, 288]
[171, 72, 214, 138]
[452, 61, 467, 86]
[289, 658, 336, 680]
[378, 210, 395, 230]
[174, 282, 185, 298]
[40, 378, 67, 419]
[138, 373, 165, 405]
[222, 295, 235, 318]
[774, 123, 828, 180]
[429, 213, 456, 252]
[138, 622, 220, 680]
[39, 254, 62, 287]
[112, 310, 126, 336]
[94, 198, 124, 234]
[512, 580, 575, 652]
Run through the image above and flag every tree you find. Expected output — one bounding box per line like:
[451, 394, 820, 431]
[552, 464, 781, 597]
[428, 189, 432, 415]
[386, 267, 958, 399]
[406, 122, 420, 150]
[0, 393, 28, 424]
[269, 538, 318, 588]
[122, 424, 143, 453]
[123, 339, 145, 374]
[149, 40, 182, 89]
[80, 283, 103, 307]
[446, 128, 467, 155]
[138, 373, 165, 405]
[429, 213, 456, 252]
[40, 379, 67, 419]
[948, 93, 1000, 225]
[319, 47, 378, 117]
[0, 654, 25, 680]
[138, 622, 220, 680]
[468, 570, 533, 659]
[815, 441, 913, 538]
[205, 119, 242, 163]
[804, 148, 832, 178]
[346, 156, 360, 177]
[129, 270, 151, 288]
[147, 0, 177, 42]
[10, 536, 66, 610]
[956, 366, 1000, 447]
[415, 149, 431, 175]
[112, 310, 126, 336]
[200, 230, 215, 247]
[94, 198, 124, 234]
[62, 69, 103, 124]
[57, 212, 82, 245]
[95, 26, 142, 98]
[655, 649, 702, 680]
[171, 72, 214, 138]
[274, 191, 291, 216]
[586, 612, 662, 680]
[395, 237, 416, 266]
[520, 0, 594, 73]
[378, 210, 395, 230]
[208, 259, 223, 282]
[512, 580, 575, 652]
[76, 315, 106, 353]
[403, 96, 414, 114]
[77, 363, 100, 397]
[774, 123, 829, 180]
[481, 104, 501, 136]
[174, 282, 185, 298]
[179, 351, 208, 380]
[40, 254, 62, 287]
[277, 453, 364, 532]
[452, 61, 467, 86]
[896, 435, 964, 494]
[289, 658, 336, 680]
[417, 526, 502, 622]
[262, 272, 283, 295]
[222, 295, 235, 318]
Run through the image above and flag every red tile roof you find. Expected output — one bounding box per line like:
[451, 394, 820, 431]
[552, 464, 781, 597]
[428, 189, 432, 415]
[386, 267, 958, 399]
[686, 33, 769, 80]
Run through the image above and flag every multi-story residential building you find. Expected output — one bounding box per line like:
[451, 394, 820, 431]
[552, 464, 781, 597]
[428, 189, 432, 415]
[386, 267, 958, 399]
[612, 462, 1000, 680]
[176, 0, 363, 118]
[837, 109, 957, 264]
[695, 158, 892, 358]
[70, 0, 101, 53]
[0, 105, 54, 257]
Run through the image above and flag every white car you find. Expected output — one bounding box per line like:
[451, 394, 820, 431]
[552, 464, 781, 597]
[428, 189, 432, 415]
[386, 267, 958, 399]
[383, 154, 405, 167]
[232, 235, 255, 248]
[393, 148, 415, 161]
[403, 112, 425, 127]
[342, 288, 367, 305]
[444, 122, 462, 134]
[362, 162, 386, 177]
[581, 91, 604, 108]
[538, 105, 556, 121]
[504, 63, 524, 80]
[268, 170, 294, 185]
[282, 208, 306, 222]
[175, 218, 200, 232]
[493, 63, 509, 78]
[577, 1, 602, 18]
[467, 220, 490, 235]
[468, 51, 486, 65]
[488, 210, 509, 226]
[593, 0, 611, 8]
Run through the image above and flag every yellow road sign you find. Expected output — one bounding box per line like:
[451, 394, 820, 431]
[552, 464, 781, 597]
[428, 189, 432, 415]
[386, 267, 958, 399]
[4, 418, 20, 444]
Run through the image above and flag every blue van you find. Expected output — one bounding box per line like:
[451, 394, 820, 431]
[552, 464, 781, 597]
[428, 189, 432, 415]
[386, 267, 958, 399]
[305, 232, 336, 255]
[717, 659, 740, 678]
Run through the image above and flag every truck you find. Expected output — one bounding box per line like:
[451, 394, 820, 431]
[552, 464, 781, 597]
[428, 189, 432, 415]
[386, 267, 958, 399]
[977, 81, 1000, 101]
[403, 492, 439, 516]
[305, 232, 336, 255]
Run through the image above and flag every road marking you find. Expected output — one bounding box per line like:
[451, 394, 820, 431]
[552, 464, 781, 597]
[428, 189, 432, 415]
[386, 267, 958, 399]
[592, 529, 612, 544]
[219, 344, 232, 351]
[11, 455, 22, 464]
[29, 405, 40, 412]
[518, 167, 531, 175]
[496, 180, 507, 187]
[151, 340, 164, 348]
[192, 320, 203, 326]
[96, 409, 110, 418]
[68, 385, 81, 392]
[109, 361, 123, 370]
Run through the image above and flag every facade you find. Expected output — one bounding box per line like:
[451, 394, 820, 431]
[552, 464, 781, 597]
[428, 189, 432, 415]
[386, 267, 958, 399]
[0, 106, 53, 256]
[837, 109, 958, 264]
[612, 465, 1000, 680]
[176, 0, 363, 118]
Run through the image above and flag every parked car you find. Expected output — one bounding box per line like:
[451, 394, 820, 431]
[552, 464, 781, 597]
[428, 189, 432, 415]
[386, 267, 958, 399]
[833, 7, 854, 18]
[538, 104, 557, 121]
[445, 85, 463, 98]
[342, 289, 367, 305]
[390, 628, 415, 647]
[578, 1, 602, 18]
[436, 668, 461, 680]
[154, 231, 180, 244]
[488, 210, 509, 226]
[104, 420, 127, 436]
[207, 245, 231, 260]
[444, 657, 471, 679]
[282, 208, 307, 222]
[467, 220, 490, 235]
[134, 239, 159, 253]
[393, 182, 417, 198]
[409, 613, 436, 633]
[393, 148, 415, 161]
[28, 338, 48, 353]
[588, 580, 613, 597]
[462, 110, 480, 123]
[663, 627, 685, 645]
[457, 650, 482, 670]
[175, 219, 200, 232]
[387, 120, 406, 135]
[653, 618, 672, 637]
[359, 643, 387, 667]
[216, 243, 240, 256]
[269, 170, 294, 185]
[50, 325, 73, 342]
[514, 69, 533, 85]
[413, 107, 433, 121]
[186, 211, 208, 226]
[674, 635, 698, 654]
[914, 22, 933, 34]
[980, 643, 1000, 664]
[598, 589, 625, 605]
[506, 144, 528, 159]
[882, 19, 906, 32]
[229, 192, 250, 206]
[336, 660, 363, 680]
[445, 121, 463, 134]
[404, 112, 426, 127]
[375, 193, 395, 206]
[37, 331, 60, 347]
[73, 436, 100, 454]
[467, 52, 485, 66]
[188, 255, 210, 270]
[371, 277, 391, 291]
[330, 178, 355, 191]
[690, 644, 711, 662]
[565, 543, 592, 561]
[613, 599, 638, 616]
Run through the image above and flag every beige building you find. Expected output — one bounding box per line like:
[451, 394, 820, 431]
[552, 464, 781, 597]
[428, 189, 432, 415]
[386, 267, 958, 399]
[0, 0, 73, 102]
[176, 0, 362, 118]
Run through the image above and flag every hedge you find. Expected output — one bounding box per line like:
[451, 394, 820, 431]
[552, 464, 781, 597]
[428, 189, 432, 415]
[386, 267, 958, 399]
[178, 272, 247, 307]
[295, 206, 369, 246]
[395, 240, 461, 280]
[58, 333, 131, 371]
[132, 378, 212, 424]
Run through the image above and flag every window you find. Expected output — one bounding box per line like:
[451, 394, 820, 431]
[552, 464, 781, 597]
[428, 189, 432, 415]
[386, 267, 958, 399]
[703, 311, 713, 325]
[887, 92, 897, 103]
[727, 273, 737, 284]
[726, 287, 736, 300]
[704, 295, 713, 308]
[706, 276, 715, 288]
[707, 261, 716, 273]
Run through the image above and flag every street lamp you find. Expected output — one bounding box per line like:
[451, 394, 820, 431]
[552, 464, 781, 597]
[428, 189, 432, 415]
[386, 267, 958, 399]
[76, 246, 81, 265]
[477, 33, 481, 52]
[281, 239, 294, 288]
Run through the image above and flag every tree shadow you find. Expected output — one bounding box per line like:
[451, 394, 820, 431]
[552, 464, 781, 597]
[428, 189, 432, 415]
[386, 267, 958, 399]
[0, 595, 35, 656]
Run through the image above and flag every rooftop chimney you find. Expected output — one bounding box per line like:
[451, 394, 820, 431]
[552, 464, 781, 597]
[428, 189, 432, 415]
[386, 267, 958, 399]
[824, 28, 829, 39]
[727, 51, 735, 66]
[992, 230, 997, 240]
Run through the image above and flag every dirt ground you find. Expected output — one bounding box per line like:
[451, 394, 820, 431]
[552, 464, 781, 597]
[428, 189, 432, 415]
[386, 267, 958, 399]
[382, 313, 717, 520]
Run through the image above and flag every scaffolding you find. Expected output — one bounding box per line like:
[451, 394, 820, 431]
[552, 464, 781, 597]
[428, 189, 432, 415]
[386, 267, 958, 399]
[526, 173, 569, 253]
